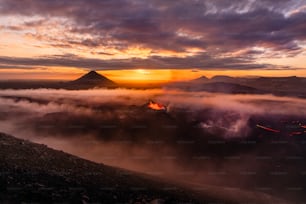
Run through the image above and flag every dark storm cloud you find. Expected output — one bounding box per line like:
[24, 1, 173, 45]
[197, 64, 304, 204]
[0, 0, 305, 69]
[0, 53, 281, 70]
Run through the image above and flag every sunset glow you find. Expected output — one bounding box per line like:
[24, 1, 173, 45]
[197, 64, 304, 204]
[0, 0, 305, 82]
[2, 1, 306, 203]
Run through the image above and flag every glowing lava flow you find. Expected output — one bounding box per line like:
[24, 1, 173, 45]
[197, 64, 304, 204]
[289, 132, 302, 136]
[147, 100, 166, 111]
[256, 124, 280, 133]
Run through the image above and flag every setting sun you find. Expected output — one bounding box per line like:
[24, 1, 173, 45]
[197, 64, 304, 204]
[99, 69, 173, 84]
[136, 69, 150, 75]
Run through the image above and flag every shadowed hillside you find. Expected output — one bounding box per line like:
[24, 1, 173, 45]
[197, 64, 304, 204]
[0, 132, 289, 204]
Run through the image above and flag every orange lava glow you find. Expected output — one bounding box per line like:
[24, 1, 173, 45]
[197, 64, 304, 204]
[147, 100, 166, 111]
[256, 124, 280, 133]
[289, 132, 303, 136]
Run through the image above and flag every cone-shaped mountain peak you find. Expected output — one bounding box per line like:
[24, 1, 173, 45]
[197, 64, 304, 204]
[75, 70, 110, 82]
[68, 70, 117, 89]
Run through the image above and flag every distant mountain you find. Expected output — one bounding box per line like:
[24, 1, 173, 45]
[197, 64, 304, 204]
[74, 71, 111, 82]
[166, 75, 306, 97]
[195, 82, 264, 94]
[210, 75, 235, 82]
[66, 71, 117, 89]
[241, 76, 306, 97]
[0, 71, 118, 90]
[169, 81, 264, 94]
[192, 75, 209, 83]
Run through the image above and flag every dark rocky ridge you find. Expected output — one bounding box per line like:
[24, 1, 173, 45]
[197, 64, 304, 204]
[0, 132, 201, 203]
[0, 132, 289, 203]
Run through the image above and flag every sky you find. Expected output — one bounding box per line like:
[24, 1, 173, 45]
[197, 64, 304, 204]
[0, 0, 306, 83]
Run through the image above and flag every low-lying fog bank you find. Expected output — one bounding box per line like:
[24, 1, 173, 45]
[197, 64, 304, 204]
[0, 88, 305, 202]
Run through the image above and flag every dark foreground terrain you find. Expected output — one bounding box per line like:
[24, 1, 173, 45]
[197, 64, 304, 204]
[0, 132, 289, 204]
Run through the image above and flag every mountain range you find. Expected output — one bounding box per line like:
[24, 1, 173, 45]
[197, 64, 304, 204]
[0, 71, 306, 98]
[167, 75, 306, 97]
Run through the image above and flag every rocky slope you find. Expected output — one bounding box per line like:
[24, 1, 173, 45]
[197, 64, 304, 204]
[0, 132, 290, 203]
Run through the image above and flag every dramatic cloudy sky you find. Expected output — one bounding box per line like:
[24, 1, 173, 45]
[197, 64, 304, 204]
[0, 0, 306, 81]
